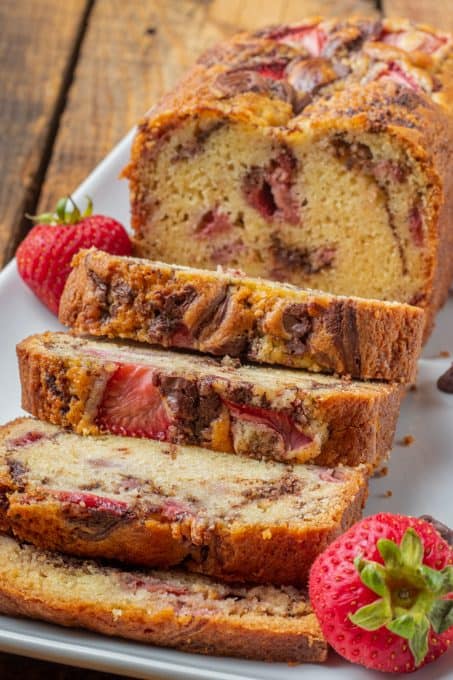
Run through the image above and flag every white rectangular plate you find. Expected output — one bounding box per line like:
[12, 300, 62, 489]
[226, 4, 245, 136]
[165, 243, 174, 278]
[0, 130, 452, 679]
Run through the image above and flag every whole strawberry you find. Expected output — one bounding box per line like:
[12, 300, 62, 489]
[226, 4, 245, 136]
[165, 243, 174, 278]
[309, 513, 453, 673]
[16, 197, 131, 314]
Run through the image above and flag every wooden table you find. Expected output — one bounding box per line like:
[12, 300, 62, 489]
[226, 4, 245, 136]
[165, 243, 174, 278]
[0, 1, 451, 677]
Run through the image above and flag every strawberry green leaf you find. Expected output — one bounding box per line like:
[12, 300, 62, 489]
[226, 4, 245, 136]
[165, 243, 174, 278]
[26, 211, 56, 225]
[354, 555, 366, 572]
[55, 197, 68, 222]
[25, 195, 94, 226]
[418, 564, 447, 593]
[350, 523, 452, 667]
[400, 528, 423, 568]
[377, 537, 402, 568]
[67, 196, 81, 223]
[358, 562, 389, 597]
[349, 598, 392, 630]
[83, 196, 93, 217]
[429, 599, 453, 634]
[387, 613, 416, 639]
[441, 566, 453, 591]
[409, 616, 430, 667]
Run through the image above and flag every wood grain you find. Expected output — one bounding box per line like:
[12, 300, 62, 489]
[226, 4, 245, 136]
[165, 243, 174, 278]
[383, 0, 453, 32]
[0, 0, 91, 267]
[38, 0, 378, 212]
[0, 652, 118, 679]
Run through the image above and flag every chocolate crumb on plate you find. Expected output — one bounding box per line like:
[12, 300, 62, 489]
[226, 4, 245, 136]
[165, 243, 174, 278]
[437, 363, 453, 393]
[373, 465, 388, 478]
[397, 435, 415, 446]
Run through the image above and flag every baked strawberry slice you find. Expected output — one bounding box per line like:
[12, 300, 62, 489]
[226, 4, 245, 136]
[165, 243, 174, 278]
[52, 490, 129, 515]
[97, 364, 173, 440]
[380, 29, 447, 55]
[378, 61, 422, 91]
[309, 513, 453, 673]
[242, 151, 299, 224]
[269, 24, 326, 57]
[195, 208, 234, 238]
[225, 400, 311, 453]
[254, 61, 288, 79]
[120, 572, 189, 596]
[408, 203, 424, 247]
[7, 431, 46, 448]
[160, 499, 195, 521]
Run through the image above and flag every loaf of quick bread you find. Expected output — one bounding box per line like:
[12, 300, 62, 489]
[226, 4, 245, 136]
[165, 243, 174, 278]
[17, 332, 402, 468]
[0, 534, 327, 662]
[59, 249, 424, 382]
[0, 418, 367, 586]
[124, 16, 453, 337]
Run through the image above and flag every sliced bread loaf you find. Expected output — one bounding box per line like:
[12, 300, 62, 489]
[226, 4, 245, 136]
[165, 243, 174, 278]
[59, 249, 424, 382]
[0, 534, 327, 662]
[17, 332, 402, 467]
[0, 418, 367, 586]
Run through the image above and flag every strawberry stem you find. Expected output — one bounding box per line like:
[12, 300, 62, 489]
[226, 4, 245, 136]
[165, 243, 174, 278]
[350, 528, 453, 667]
[83, 196, 93, 217]
[26, 196, 93, 226]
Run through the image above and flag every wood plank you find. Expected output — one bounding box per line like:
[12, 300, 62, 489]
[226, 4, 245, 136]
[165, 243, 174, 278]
[38, 0, 378, 212]
[0, 652, 123, 679]
[0, 0, 91, 267]
[383, 0, 453, 32]
[239, 0, 378, 26]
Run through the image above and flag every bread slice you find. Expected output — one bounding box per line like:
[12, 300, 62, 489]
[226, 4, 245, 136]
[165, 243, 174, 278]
[17, 332, 402, 468]
[124, 17, 453, 338]
[0, 418, 367, 586]
[59, 249, 424, 382]
[0, 534, 327, 662]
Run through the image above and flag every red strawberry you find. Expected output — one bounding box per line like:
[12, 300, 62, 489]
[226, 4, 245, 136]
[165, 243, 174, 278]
[97, 364, 173, 440]
[309, 513, 453, 673]
[16, 196, 131, 314]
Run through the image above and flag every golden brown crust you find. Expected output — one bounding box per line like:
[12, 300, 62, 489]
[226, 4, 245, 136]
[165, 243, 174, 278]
[17, 332, 403, 468]
[124, 16, 453, 338]
[126, 17, 452, 139]
[0, 591, 327, 662]
[59, 249, 424, 383]
[0, 535, 327, 663]
[5, 492, 366, 587]
[0, 418, 368, 587]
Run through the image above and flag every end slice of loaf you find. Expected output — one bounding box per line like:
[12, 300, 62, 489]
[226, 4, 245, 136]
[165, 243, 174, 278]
[0, 418, 367, 586]
[125, 17, 453, 339]
[0, 534, 327, 662]
[17, 332, 402, 468]
[59, 249, 424, 382]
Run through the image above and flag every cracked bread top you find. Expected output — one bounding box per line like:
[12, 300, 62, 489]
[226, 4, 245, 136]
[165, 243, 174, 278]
[127, 16, 452, 152]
